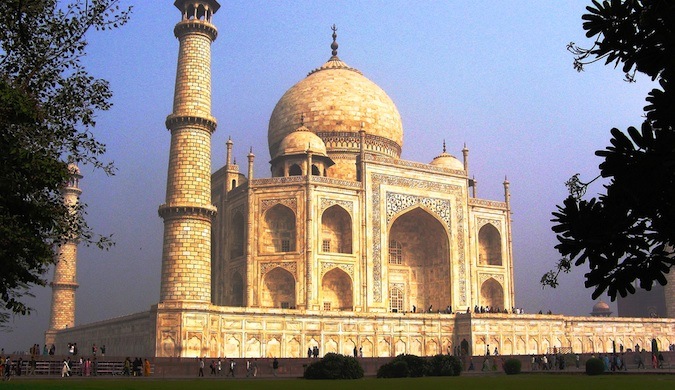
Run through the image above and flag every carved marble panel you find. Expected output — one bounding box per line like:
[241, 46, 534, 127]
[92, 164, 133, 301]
[320, 198, 354, 214]
[260, 198, 297, 214]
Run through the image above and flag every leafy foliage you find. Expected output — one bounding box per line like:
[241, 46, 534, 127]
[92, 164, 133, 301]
[377, 354, 461, 378]
[303, 353, 364, 380]
[426, 354, 462, 377]
[503, 358, 521, 375]
[0, 0, 130, 324]
[585, 357, 605, 375]
[547, 0, 675, 299]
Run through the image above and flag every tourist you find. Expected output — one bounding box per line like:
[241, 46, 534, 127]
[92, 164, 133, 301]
[246, 359, 251, 377]
[217, 358, 222, 375]
[228, 358, 236, 377]
[144, 359, 151, 376]
[197, 357, 204, 377]
[124, 357, 132, 376]
[252, 358, 258, 377]
[4, 356, 12, 381]
[353, 346, 357, 357]
[272, 357, 279, 376]
[210, 360, 216, 375]
[61, 358, 70, 378]
[28, 356, 36, 376]
[307, 347, 311, 358]
[101, 345, 105, 357]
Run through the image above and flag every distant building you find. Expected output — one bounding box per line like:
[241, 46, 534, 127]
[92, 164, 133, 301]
[618, 283, 667, 318]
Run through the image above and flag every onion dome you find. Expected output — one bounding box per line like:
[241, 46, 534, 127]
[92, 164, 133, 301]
[268, 25, 403, 160]
[429, 141, 464, 171]
[590, 300, 612, 317]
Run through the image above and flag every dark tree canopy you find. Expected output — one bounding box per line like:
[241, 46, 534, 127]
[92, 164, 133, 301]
[544, 0, 675, 300]
[0, 0, 130, 324]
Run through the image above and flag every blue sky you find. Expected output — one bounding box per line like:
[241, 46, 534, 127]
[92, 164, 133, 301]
[0, 1, 655, 353]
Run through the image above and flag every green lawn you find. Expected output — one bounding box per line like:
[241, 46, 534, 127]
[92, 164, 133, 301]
[1, 375, 674, 390]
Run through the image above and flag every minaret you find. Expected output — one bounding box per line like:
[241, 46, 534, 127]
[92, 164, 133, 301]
[158, 0, 220, 303]
[45, 163, 82, 345]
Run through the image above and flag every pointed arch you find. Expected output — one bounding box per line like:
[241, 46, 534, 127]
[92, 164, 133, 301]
[388, 207, 450, 311]
[321, 205, 352, 254]
[261, 267, 296, 308]
[479, 224, 502, 266]
[289, 164, 302, 176]
[261, 204, 296, 253]
[480, 278, 504, 309]
[321, 268, 353, 310]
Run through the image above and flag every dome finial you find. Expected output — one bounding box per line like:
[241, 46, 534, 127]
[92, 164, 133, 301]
[300, 113, 305, 126]
[331, 24, 339, 57]
[442, 139, 446, 153]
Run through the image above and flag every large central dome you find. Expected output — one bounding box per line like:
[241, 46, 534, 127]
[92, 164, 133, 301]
[268, 32, 403, 162]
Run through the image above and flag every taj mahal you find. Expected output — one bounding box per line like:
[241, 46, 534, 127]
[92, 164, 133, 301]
[44, 1, 674, 359]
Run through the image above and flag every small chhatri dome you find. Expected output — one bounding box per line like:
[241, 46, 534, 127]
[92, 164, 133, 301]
[591, 300, 612, 317]
[268, 26, 403, 160]
[275, 121, 328, 158]
[429, 140, 464, 171]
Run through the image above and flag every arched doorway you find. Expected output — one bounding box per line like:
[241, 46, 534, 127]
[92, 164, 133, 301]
[261, 267, 296, 308]
[261, 204, 296, 253]
[480, 278, 504, 309]
[321, 268, 353, 310]
[388, 207, 450, 312]
[321, 205, 352, 254]
[478, 224, 502, 265]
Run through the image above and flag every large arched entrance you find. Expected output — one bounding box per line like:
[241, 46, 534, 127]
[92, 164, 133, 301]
[261, 267, 296, 308]
[321, 268, 353, 310]
[388, 207, 450, 312]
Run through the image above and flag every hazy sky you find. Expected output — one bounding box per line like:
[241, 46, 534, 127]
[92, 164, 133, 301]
[0, 1, 655, 353]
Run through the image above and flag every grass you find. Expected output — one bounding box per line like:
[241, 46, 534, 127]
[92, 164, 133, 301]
[1, 375, 674, 390]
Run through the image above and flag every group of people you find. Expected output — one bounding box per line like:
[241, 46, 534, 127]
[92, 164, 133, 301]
[307, 346, 320, 358]
[199, 357, 263, 377]
[121, 357, 151, 376]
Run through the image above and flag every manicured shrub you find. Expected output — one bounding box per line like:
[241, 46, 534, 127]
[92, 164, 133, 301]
[377, 359, 409, 378]
[426, 354, 462, 376]
[398, 354, 427, 377]
[377, 354, 426, 378]
[303, 353, 364, 379]
[503, 358, 521, 375]
[585, 357, 605, 376]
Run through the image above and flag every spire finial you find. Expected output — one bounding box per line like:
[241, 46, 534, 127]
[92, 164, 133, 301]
[443, 139, 447, 153]
[331, 24, 339, 57]
[300, 113, 305, 126]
